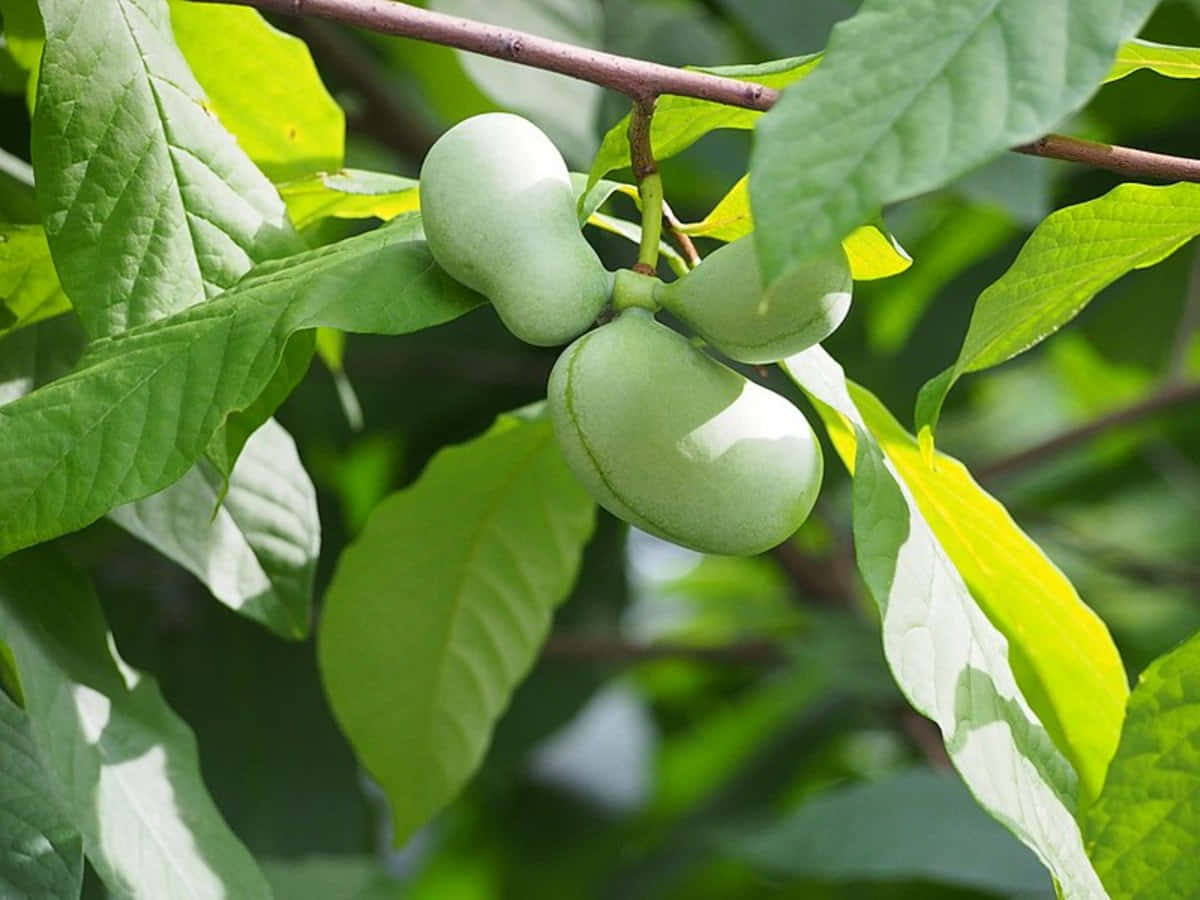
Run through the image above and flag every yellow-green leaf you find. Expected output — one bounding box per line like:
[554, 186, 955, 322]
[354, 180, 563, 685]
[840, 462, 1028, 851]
[279, 170, 420, 230]
[1107, 38, 1200, 82]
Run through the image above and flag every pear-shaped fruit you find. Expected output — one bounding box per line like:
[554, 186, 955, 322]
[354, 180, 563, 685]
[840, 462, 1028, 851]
[419, 113, 610, 346]
[548, 308, 823, 555]
[655, 235, 852, 363]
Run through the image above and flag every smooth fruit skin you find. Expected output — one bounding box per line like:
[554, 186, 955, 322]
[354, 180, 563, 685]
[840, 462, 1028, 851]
[548, 309, 823, 555]
[655, 235, 852, 363]
[420, 113, 610, 346]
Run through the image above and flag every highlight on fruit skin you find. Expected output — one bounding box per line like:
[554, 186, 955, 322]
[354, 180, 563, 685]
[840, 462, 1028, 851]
[419, 113, 611, 347]
[655, 234, 853, 364]
[548, 308, 823, 556]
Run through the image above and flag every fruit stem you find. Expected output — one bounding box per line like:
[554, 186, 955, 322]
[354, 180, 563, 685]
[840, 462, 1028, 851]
[627, 96, 664, 273]
[611, 268, 661, 313]
[635, 172, 665, 271]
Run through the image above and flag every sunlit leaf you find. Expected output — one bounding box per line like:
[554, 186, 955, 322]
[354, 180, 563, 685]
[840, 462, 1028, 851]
[169, 0, 344, 181]
[916, 182, 1200, 439]
[784, 346, 1109, 898]
[0, 690, 83, 900]
[1083, 629, 1200, 898]
[751, 0, 1157, 284]
[0, 225, 69, 339]
[319, 409, 596, 844]
[32, 0, 300, 338]
[1108, 38, 1200, 82]
[0, 546, 270, 898]
[280, 170, 420, 230]
[0, 217, 482, 558]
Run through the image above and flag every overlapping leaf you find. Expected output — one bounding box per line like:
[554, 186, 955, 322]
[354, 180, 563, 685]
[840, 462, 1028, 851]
[916, 182, 1200, 439]
[169, 0, 345, 181]
[279, 170, 419, 230]
[1108, 38, 1200, 82]
[109, 419, 320, 639]
[586, 54, 820, 195]
[0, 690, 82, 900]
[784, 347, 1109, 898]
[751, 0, 1159, 284]
[0, 547, 270, 898]
[1083, 629, 1200, 898]
[319, 409, 595, 844]
[0, 225, 69, 339]
[0, 217, 483, 558]
[32, 0, 299, 338]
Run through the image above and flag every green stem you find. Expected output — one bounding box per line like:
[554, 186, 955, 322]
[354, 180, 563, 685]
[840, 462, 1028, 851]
[636, 172, 664, 271]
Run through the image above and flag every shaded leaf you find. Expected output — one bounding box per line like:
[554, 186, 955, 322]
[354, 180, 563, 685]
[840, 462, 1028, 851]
[0, 216, 483, 558]
[0, 312, 86, 406]
[0, 690, 83, 900]
[1108, 38, 1200, 82]
[751, 0, 1157, 284]
[0, 546, 270, 898]
[109, 418, 320, 640]
[677, 175, 911, 280]
[319, 409, 596, 845]
[32, 0, 299, 338]
[586, 54, 820, 194]
[916, 182, 1200, 439]
[0, 225, 69, 339]
[280, 170, 420, 230]
[1083, 629, 1200, 898]
[729, 768, 1051, 894]
[169, 0, 344, 181]
[784, 346, 1107, 899]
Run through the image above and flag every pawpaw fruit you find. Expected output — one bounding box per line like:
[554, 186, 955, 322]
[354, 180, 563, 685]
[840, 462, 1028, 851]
[548, 308, 823, 555]
[655, 235, 852, 363]
[419, 113, 611, 346]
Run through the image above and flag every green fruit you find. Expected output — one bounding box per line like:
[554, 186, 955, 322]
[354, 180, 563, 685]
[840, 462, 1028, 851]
[420, 113, 611, 346]
[655, 235, 852, 363]
[548, 309, 823, 555]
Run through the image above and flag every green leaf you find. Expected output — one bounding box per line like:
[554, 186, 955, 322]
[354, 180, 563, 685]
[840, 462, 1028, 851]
[318, 409, 596, 845]
[0, 546, 270, 898]
[916, 182, 1200, 439]
[431, 0, 604, 165]
[0, 689, 83, 900]
[751, 0, 1158, 284]
[728, 768, 1050, 894]
[32, 0, 300, 339]
[109, 418, 320, 640]
[0, 224, 70, 339]
[1108, 38, 1200, 82]
[0, 147, 38, 223]
[586, 54, 820, 194]
[784, 346, 1108, 899]
[1083, 629, 1200, 898]
[169, 0, 344, 182]
[279, 169, 419, 230]
[0, 217, 483, 558]
[0, 312, 85, 406]
[677, 175, 912, 280]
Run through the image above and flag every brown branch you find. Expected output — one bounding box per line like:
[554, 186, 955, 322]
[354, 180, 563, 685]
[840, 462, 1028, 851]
[540, 634, 787, 666]
[662, 199, 701, 268]
[977, 380, 1200, 481]
[1014, 134, 1200, 184]
[195, 0, 1200, 184]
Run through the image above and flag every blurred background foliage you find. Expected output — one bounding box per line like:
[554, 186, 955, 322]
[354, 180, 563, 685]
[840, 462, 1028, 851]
[4, 0, 1200, 897]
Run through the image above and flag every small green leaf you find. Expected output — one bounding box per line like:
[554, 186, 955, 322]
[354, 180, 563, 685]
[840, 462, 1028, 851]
[586, 54, 820, 195]
[319, 410, 595, 845]
[729, 768, 1051, 894]
[1083, 629, 1200, 898]
[0, 689, 83, 900]
[784, 346, 1108, 899]
[916, 182, 1200, 439]
[0, 225, 70, 339]
[751, 0, 1158, 284]
[0, 546, 270, 898]
[1108, 38, 1200, 82]
[677, 175, 911, 280]
[279, 169, 420, 230]
[109, 418, 320, 640]
[32, 0, 300, 338]
[169, 0, 345, 181]
[0, 217, 482, 558]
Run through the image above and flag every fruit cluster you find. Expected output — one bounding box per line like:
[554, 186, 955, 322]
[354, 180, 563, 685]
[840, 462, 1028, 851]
[420, 114, 853, 556]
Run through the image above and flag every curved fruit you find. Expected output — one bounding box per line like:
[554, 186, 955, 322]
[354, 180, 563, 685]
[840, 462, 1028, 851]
[655, 235, 852, 363]
[548, 309, 823, 555]
[420, 113, 610, 346]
